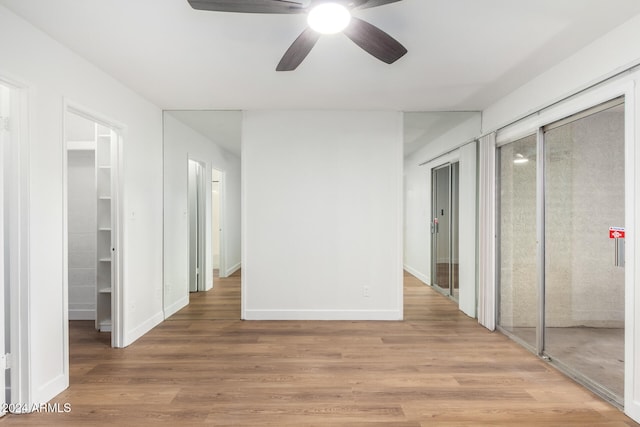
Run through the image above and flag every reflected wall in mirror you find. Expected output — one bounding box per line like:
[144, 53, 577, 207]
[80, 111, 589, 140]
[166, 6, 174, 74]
[162, 110, 242, 319]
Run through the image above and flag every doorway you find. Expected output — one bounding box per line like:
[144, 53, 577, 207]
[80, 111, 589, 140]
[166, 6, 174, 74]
[211, 168, 224, 282]
[497, 98, 626, 406]
[188, 159, 206, 292]
[431, 162, 460, 300]
[65, 107, 122, 347]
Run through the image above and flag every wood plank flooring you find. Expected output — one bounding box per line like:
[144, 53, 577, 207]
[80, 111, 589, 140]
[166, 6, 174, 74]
[1, 270, 637, 426]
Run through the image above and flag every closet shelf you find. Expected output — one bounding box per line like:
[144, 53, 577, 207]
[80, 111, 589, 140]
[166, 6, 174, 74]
[67, 140, 96, 151]
[99, 258, 111, 263]
[98, 287, 112, 294]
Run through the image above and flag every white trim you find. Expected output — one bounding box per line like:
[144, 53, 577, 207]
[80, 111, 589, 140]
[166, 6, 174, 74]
[68, 310, 96, 321]
[0, 76, 33, 409]
[625, 76, 639, 420]
[123, 311, 164, 347]
[163, 295, 189, 319]
[33, 374, 66, 408]
[403, 264, 429, 285]
[395, 117, 404, 321]
[0, 80, 8, 416]
[225, 262, 241, 277]
[243, 310, 403, 321]
[111, 130, 124, 348]
[61, 100, 70, 398]
[240, 112, 247, 320]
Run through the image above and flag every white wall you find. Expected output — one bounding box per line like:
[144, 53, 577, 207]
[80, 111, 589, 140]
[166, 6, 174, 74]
[163, 113, 241, 318]
[242, 110, 403, 320]
[483, 13, 640, 132]
[0, 5, 164, 404]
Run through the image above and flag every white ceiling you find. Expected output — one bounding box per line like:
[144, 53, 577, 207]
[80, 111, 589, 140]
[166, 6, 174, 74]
[166, 110, 242, 156]
[3, 0, 640, 112]
[404, 111, 478, 156]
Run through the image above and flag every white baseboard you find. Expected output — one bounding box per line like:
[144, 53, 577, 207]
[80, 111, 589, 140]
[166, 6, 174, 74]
[225, 262, 241, 277]
[123, 311, 165, 347]
[403, 264, 429, 284]
[68, 309, 95, 321]
[163, 295, 189, 319]
[243, 309, 402, 321]
[33, 373, 68, 410]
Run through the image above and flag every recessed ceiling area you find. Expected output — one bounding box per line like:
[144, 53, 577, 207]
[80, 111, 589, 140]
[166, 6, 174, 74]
[2, 0, 640, 111]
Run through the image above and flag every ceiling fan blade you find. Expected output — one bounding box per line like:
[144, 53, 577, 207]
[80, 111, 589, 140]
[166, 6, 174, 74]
[342, 17, 407, 64]
[352, 0, 402, 10]
[276, 27, 321, 71]
[188, 0, 309, 14]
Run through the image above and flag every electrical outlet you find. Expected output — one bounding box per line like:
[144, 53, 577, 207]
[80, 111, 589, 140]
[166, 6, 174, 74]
[363, 286, 370, 298]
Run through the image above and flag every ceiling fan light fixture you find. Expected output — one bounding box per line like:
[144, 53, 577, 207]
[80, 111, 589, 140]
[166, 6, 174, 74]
[307, 3, 351, 34]
[514, 153, 529, 164]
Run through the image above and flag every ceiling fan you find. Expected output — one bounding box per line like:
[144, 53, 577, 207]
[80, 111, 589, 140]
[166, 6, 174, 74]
[187, 0, 407, 71]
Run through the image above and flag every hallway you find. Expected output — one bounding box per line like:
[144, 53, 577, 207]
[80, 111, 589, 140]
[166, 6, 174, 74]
[0, 271, 636, 426]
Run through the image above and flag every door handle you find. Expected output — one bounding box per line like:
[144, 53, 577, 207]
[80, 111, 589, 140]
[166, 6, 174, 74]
[615, 238, 625, 268]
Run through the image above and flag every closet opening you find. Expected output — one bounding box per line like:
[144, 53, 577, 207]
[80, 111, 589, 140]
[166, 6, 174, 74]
[65, 108, 122, 348]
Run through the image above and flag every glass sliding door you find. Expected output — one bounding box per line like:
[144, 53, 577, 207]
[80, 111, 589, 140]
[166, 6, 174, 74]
[497, 135, 538, 348]
[431, 162, 459, 300]
[543, 101, 625, 402]
[497, 98, 626, 406]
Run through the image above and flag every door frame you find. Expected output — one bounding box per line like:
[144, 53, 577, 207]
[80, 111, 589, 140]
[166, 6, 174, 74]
[63, 100, 125, 349]
[491, 76, 638, 416]
[187, 158, 207, 292]
[0, 75, 31, 411]
[0, 80, 9, 415]
[211, 168, 226, 279]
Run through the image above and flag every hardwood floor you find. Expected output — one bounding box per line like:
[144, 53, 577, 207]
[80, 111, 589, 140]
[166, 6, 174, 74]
[1, 270, 637, 426]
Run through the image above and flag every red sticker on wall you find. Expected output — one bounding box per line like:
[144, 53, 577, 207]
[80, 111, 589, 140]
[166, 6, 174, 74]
[609, 227, 625, 239]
